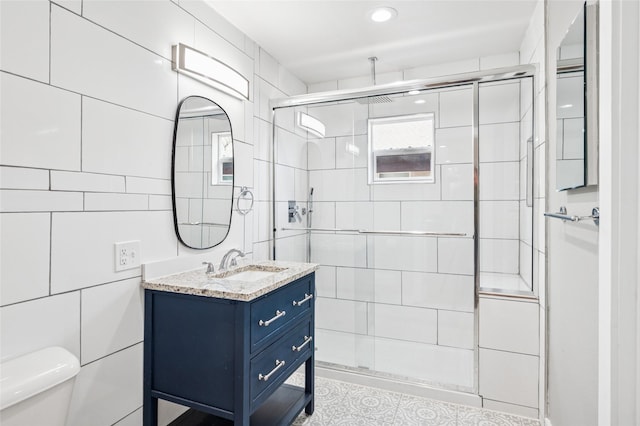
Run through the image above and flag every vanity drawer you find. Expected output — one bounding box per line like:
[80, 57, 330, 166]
[249, 319, 313, 404]
[250, 276, 313, 351]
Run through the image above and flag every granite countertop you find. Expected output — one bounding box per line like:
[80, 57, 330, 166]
[142, 260, 318, 301]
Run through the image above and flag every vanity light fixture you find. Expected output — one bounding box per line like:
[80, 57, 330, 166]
[172, 43, 249, 100]
[369, 6, 397, 23]
[297, 112, 326, 138]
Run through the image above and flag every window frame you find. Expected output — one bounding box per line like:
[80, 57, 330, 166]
[367, 113, 436, 185]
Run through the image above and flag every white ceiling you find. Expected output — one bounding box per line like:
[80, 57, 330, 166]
[207, 0, 538, 85]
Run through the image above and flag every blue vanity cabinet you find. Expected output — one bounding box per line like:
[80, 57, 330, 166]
[143, 273, 315, 426]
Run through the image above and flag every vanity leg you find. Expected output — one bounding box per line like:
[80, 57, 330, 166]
[304, 355, 314, 415]
[142, 395, 157, 426]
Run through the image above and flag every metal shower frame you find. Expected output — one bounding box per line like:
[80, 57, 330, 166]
[269, 64, 537, 395]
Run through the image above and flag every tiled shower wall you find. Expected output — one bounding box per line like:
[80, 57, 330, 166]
[0, 1, 304, 425]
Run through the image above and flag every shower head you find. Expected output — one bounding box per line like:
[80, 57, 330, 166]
[356, 57, 393, 104]
[355, 95, 393, 104]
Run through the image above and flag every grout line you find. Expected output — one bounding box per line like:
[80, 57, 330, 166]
[48, 1, 52, 85]
[49, 212, 53, 295]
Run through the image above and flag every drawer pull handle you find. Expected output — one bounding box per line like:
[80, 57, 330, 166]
[292, 335, 313, 352]
[258, 359, 285, 381]
[292, 293, 313, 306]
[258, 310, 286, 327]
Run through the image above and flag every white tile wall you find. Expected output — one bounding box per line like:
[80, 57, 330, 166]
[315, 266, 337, 298]
[373, 202, 401, 230]
[82, 98, 173, 179]
[51, 6, 177, 120]
[0, 0, 49, 82]
[51, 171, 125, 193]
[50, 211, 176, 293]
[435, 126, 473, 164]
[479, 82, 520, 124]
[336, 135, 368, 169]
[479, 123, 521, 163]
[81, 278, 144, 364]
[0, 167, 49, 190]
[114, 408, 143, 426]
[0, 213, 50, 306]
[373, 304, 437, 344]
[367, 235, 438, 273]
[310, 234, 367, 268]
[479, 162, 520, 200]
[401, 201, 474, 235]
[439, 88, 473, 128]
[479, 348, 538, 408]
[1, 190, 83, 212]
[307, 137, 336, 170]
[67, 344, 143, 426]
[336, 267, 374, 302]
[479, 297, 539, 355]
[374, 269, 402, 305]
[0, 292, 81, 360]
[374, 338, 474, 389]
[402, 272, 475, 312]
[309, 168, 369, 202]
[480, 239, 520, 274]
[479, 201, 520, 239]
[371, 172, 441, 201]
[1, 73, 81, 171]
[335, 202, 374, 231]
[83, 0, 195, 61]
[441, 164, 474, 200]
[316, 297, 368, 334]
[438, 311, 474, 349]
[438, 238, 474, 275]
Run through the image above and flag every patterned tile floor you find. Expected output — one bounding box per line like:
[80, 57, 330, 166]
[287, 374, 540, 426]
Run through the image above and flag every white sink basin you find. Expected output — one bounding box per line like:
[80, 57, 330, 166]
[223, 270, 278, 282]
[213, 265, 287, 282]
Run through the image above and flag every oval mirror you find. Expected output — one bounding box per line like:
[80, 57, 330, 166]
[172, 96, 233, 249]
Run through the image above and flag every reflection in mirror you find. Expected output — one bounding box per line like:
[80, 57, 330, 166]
[556, 4, 585, 191]
[172, 96, 233, 249]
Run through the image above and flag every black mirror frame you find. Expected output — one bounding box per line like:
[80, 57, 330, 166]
[171, 95, 234, 250]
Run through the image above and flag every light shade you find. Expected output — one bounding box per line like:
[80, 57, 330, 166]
[172, 43, 249, 100]
[297, 112, 326, 138]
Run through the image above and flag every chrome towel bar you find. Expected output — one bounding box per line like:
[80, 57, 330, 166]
[544, 206, 600, 226]
[280, 227, 467, 237]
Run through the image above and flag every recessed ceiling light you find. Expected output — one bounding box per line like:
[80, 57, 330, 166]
[408, 90, 420, 95]
[414, 99, 426, 104]
[369, 7, 397, 23]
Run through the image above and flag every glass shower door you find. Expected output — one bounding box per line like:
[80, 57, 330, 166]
[273, 84, 476, 392]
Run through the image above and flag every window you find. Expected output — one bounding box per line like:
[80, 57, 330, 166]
[212, 132, 233, 185]
[368, 113, 435, 184]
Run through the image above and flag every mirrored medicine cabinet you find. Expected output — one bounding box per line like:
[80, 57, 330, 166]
[555, 2, 598, 191]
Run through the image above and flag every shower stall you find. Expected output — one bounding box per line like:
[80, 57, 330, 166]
[270, 66, 535, 395]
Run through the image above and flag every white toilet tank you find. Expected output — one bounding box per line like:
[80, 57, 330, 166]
[0, 347, 80, 426]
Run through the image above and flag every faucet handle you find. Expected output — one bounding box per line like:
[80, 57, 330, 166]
[202, 262, 215, 274]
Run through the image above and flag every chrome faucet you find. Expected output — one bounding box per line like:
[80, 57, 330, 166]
[202, 262, 215, 274]
[219, 248, 245, 271]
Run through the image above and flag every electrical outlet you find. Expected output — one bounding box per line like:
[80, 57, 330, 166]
[115, 241, 141, 272]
